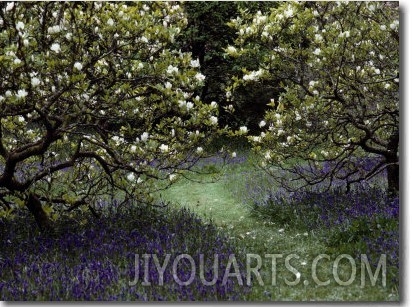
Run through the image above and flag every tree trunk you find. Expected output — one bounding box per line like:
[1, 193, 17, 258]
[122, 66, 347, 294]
[386, 130, 399, 197]
[25, 193, 52, 232]
[387, 162, 399, 197]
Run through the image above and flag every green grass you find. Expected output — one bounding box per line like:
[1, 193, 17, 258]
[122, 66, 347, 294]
[157, 159, 399, 301]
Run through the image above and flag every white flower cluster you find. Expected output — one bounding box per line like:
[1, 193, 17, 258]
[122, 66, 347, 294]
[194, 72, 205, 82]
[50, 43, 61, 53]
[226, 46, 237, 55]
[338, 31, 350, 38]
[166, 65, 178, 74]
[74, 62, 83, 71]
[140, 132, 149, 142]
[239, 126, 248, 134]
[159, 144, 169, 152]
[48, 25, 61, 34]
[390, 20, 399, 30]
[16, 89, 28, 99]
[243, 69, 263, 81]
[16, 21, 24, 31]
[178, 100, 194, 111]
[31, 77, 41, 87]
[253, 11, 267, 25]
[190, 59, 200, 68]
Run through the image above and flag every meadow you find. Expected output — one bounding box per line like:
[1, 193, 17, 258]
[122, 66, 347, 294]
[0, 148, 399, 301]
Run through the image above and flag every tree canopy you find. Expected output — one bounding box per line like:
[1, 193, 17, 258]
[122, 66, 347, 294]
[226, 2, 399, 194]
[0, 2, 219, 229]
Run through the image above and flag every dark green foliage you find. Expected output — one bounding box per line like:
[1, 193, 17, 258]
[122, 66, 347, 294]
[177, 2, 280, 131]
[178, 2, 238, 102]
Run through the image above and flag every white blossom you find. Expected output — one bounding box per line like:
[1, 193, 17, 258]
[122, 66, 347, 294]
[190, 59, 200, 68]
[284, 7, 294, 18]
[140, 36, 149, 43]
[195, 72, 205, 82]
[339, 31, 350, 38]
[74, 62, 83, 71]
[231, 152, 237, 158]
[13, 58, 21, 65]
[380, 25, 387, 31]
[243, 69, 263, 81]
[159, 144, 169, 152]
[210, 116, 218, 125]
[314, 34, 323, 42]
[50, 43, 61, 53]
[16, 89, 28, 99]
[239, 126, 248, 134]
[166, 65, 178, 74]
[196, 147, 203, 153]
[186, 102, 194, 110]
[47, 25, 61, 34]
[226, 46, 237, 54]
[6, 2, 14, 11]
[141, 132, 149, 142]
[127, 173, 136, 182]
[390, 20, 399, 30]
[210, 101, 217, 108]
[309, 80, 316, 87]
[178, 100, 187, 108]
[164, 81, 172, 89]
[259, 120, 266, 128]
[16, 21, 24, 31]
[31, 77, 41, 87]
[107, 18, 114, 26]
[130, 145, 137, 153]
[313, 48, 321, 56]
[169, 174, 177, 181]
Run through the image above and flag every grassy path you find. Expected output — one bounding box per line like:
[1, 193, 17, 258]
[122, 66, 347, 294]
[160, 176, 247, 225]
[158, 166, 398, 301]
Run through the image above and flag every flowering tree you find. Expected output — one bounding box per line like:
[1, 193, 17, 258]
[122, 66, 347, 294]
[226, 2, 399, 195]
[0, 2, 219, 230]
